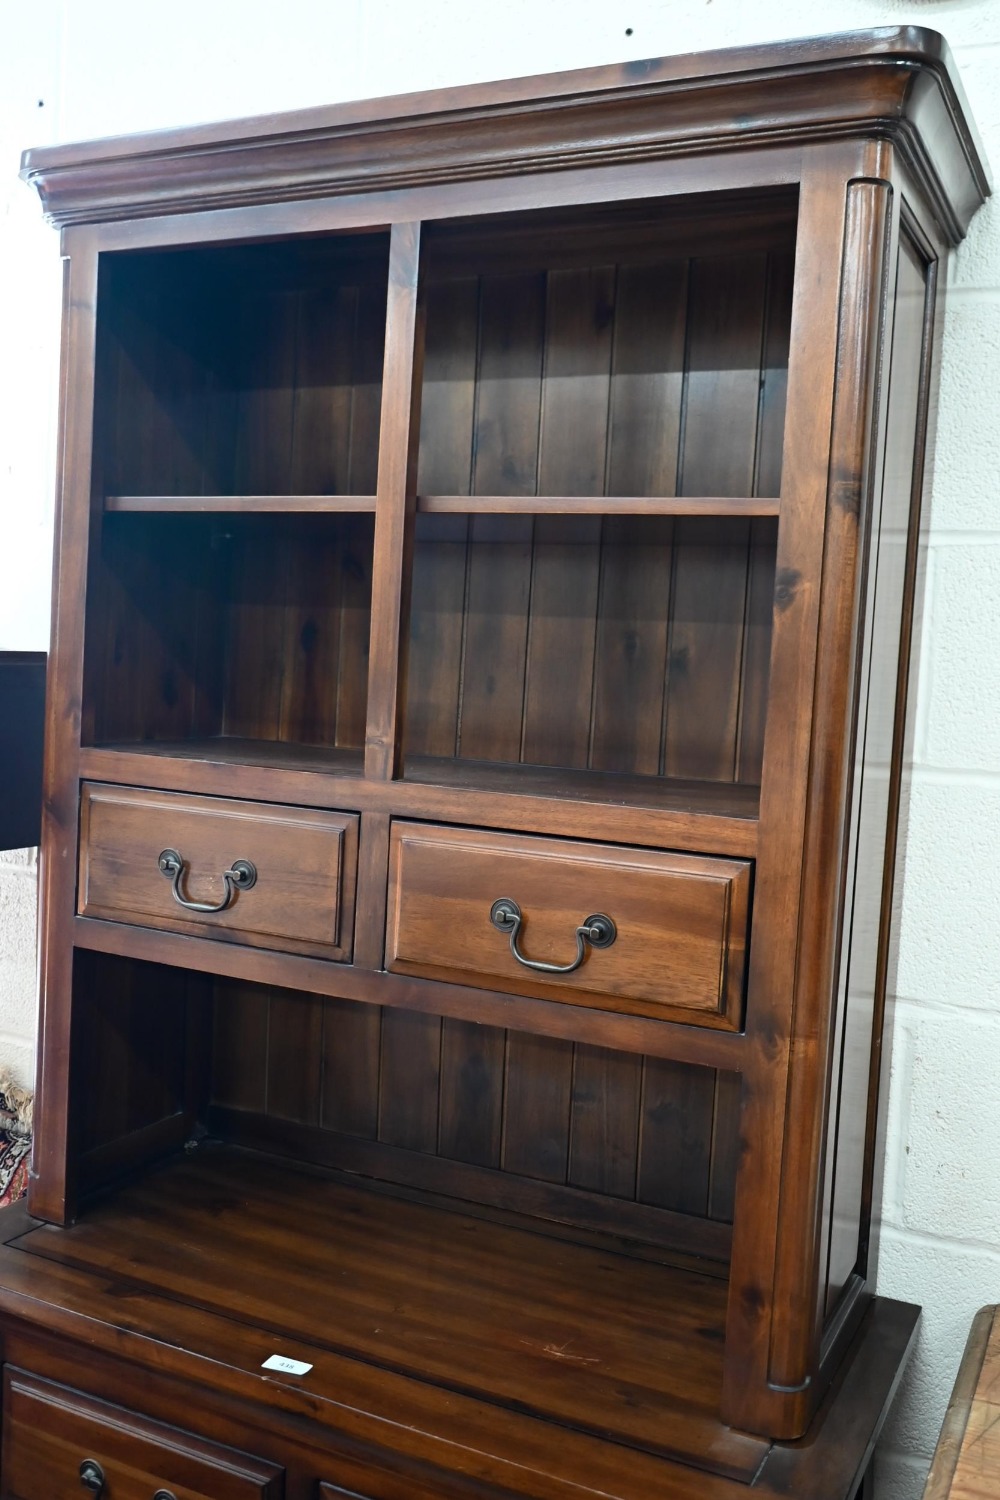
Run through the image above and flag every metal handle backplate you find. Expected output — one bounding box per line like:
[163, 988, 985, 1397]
[157, 849, 256, 913]
[79, 1459, 105, 1494]
[489, 898, 616, 975]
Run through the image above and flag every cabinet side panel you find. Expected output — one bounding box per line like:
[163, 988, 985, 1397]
[74, 952, 208, 1195]
[32, 239, 99, 1225]
[822, 233, 934, 1314]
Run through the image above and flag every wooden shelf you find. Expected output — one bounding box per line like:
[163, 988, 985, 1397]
[103, 494, 779, 517]
[404, 753, 761, 821]
[416, 494, 780, 515]
[80, 740, 759, 837]
[104, 495, 377, 513]
[84, 738, 365, 777]
[15, 1146, 763, 1481]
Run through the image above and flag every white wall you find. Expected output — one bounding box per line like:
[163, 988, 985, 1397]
[1, 4, 997, 1494]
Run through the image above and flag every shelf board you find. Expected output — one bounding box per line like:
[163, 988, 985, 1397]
[103, 494, 779, 517]
[12, 1146, 766, 1482]
[416, 494, 780, 516]
[85, 738, 365, 776]
[79, 740, 758, 859]
[405, 754, 761, 821]
[104, 495, 377, 513]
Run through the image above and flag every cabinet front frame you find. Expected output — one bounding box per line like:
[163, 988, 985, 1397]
[33, 127, 921, 1446]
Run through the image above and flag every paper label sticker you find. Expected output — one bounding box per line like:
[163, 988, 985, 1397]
[262, 1353, 313, 1376]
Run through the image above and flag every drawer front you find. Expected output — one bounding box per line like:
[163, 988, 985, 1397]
[79, 784, 358, 961]
[386, 823, 750, 1028]
[1, 1367, 283, 1500]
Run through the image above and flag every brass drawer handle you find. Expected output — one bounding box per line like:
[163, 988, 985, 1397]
[79, 1459, 105, 1494]
[157, 849, 257, 913]
[490, 899, 616, 974]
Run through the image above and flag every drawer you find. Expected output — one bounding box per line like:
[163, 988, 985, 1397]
[386, 823, 750, 1028]
[79, 784, 358, 961]
[1, 1367, 283, 1499]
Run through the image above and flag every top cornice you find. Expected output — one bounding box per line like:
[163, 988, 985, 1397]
[20, 27, 991, 243]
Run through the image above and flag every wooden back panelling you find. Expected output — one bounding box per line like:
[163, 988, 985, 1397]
[406, 514, 777, 784]
[95, 234, 389, 498]
[417, 209, 794, 500]
[210, 980, 739, 1259]
[83, 512, 374, 749]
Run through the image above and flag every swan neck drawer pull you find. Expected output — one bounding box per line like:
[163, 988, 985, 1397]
[489, 898, 616, 974]
[157, 849, 257, 913]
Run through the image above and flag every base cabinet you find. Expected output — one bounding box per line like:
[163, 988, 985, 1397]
[1, 1369, 284, 1500]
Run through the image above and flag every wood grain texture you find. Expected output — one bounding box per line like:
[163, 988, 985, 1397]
[210, 982, 739, 1251]
[406, 516, 775, 786]
[418, 238, 789, 504]
[386, 822, 750, 1027]
[73, 951, 192, 1160]
[21, 35, 987, 244]
[824, 230, 932, 1316]
[78, 783, 358, 961]
[924, 1306, 999, 1500]
[0, 1251, 919, 1500]
[2, 1367, 284, 1500]
[86, 512, 374, 752]
[76, 912, 749, 1071]
[78, 742, 761, 856]
[720, 153, 863, 1437]
[365, 221, 423, 779]
[96, 237, 388, 500]
[9, 1148, 762, 1480]
[0, 1248, 918, 1500]
[31, 233, 100, 1225]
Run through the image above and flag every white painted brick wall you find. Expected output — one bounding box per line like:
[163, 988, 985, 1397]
[1, 6, 997, 1493]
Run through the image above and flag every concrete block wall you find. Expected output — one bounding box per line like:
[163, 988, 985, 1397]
[0, 5, 997, 1493]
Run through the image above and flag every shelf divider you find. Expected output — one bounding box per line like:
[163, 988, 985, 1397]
[365, 220, 424, 781]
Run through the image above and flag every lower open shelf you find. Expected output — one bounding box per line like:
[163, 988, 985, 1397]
[18, 1145, 762, 1481]
[1, 1142, 921, 1497]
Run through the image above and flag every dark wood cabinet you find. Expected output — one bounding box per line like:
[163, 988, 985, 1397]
[7, 27, 988, 1499]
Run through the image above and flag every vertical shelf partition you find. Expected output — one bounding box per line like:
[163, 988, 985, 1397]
[365, 221, 424, 783]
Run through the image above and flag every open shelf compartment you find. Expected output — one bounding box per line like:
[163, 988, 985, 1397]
[95, 232, 389, 500]
[82, 511, 374, 758]
[417, 189, 796, 503]
[404, 512, 776, 796]
[63, 946, 751, 1476]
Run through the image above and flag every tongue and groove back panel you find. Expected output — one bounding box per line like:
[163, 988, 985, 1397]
[71, 949, 739, 1262]
[94, 235, 390, 499]
[210, 978, 741, 1260]
[406, 233, 791, 785]
[406, 512, 778, 785]
[82, 207, 791, 789]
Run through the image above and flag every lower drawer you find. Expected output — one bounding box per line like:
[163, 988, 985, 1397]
[386, 822, 751, 1028]
[1, 1367, 284, 1499]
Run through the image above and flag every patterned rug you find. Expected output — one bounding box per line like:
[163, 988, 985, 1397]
[0, 1079, 31, 1208]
